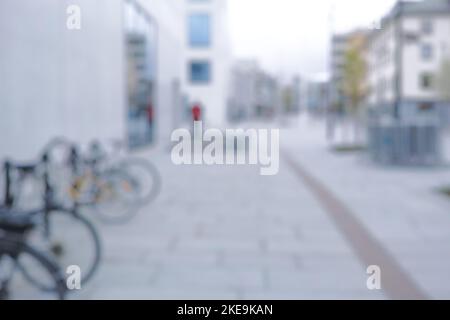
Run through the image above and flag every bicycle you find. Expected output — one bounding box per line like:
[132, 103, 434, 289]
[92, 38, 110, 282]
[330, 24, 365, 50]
[67, 141, 161, 224]
[1, 154, 102, 292]
[0, 208, 67, 300]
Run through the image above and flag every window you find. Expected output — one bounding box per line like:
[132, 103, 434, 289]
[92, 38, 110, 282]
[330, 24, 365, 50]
[420, 72, 434, 90]
[189, 14, 211, 47]
[404, 33, 419, 44]
[421, 43, 433, 61]
[421, 19, 433, 35]
[190, 61, 211, 83]
[419, 102, 434, 112]
[123, 1, 157, 147]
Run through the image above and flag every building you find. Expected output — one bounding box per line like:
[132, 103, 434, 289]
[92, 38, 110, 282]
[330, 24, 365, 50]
[182, 0, 232, 127]
[367, 0, 450, 124]
[136, 0, 185, 145]
[228, 60, 279, 122]
[330, 33, 350, 114]
[0, 0, 185, 159]
[280, 77, 301, 115]
[254, 72, 279, 119]
[228, 60, 260, 121]
[305, 79, 330, 115]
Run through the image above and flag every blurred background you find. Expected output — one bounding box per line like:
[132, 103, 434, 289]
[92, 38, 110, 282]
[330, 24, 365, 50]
[1, 0, 450, 299]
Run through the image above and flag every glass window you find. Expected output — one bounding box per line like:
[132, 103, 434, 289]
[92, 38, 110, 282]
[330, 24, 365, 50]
[419, 102, 434, 112]
[420, 73, 434, 90]
[189, 14, 211, 47]
[421, 43, 433, 61]
[190, 61, 211, 83]
[124, 0, 157, 147]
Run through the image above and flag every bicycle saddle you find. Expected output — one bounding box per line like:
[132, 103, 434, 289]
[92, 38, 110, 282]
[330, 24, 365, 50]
[0, 209, 40, 234]
[14, 163, 39, 173]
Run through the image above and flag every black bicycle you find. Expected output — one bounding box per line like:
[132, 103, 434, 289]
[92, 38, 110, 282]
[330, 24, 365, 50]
[0, 208, 67, 300]
[1, 155, 102, 292]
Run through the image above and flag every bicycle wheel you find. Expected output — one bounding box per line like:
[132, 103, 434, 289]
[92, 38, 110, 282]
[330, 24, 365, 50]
[120, 158, 161, 206]
[67, 172, 98, 206]
[0, 239, 66, 300]
[90, 169, 141, 224]
[19, 209, 101, 291]
[0, 165, 6, 206]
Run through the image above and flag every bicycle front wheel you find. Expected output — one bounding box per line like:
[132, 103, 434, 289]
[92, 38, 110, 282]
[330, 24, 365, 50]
[120, 158, 161, 206]
[19, 209, 101, 292]
[90, 168, 142, 224]
[0, 239, 66, 300]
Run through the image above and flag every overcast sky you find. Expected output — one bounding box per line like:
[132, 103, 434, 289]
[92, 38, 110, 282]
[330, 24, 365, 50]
[227, 0, 397, 79]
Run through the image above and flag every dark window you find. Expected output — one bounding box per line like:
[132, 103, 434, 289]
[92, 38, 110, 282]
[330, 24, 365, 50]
[190, 61, 211, 83]
[404, 32, 419, 44]
[418, 102, 434, 112]
[420, 73, 434, 90]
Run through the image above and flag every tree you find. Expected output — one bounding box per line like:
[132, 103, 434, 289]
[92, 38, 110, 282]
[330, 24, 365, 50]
[341, 34, 369, 144]
[282, 87, 293, 113]
[437, 58, 450, 101]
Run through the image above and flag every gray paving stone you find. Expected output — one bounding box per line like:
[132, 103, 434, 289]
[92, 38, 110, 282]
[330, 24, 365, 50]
[73, 140, 371, 299]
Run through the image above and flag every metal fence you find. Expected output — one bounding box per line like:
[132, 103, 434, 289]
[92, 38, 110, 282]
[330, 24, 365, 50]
[368, 123, 441, 166]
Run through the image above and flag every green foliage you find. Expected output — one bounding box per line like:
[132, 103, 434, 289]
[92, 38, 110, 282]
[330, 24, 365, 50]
[437, 58, 450, 101]
[341, 40, 368, 114]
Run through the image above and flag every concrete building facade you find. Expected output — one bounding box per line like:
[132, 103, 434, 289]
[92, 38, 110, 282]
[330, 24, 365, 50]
[228, 60, 280, 122]
[0, 0, 126, 160]
[0, 0, 186, 160]
[305, 79, 330, 115]
[182, 0, 232, 127]
[367, 0, 450, 125]
[228, 60, 260, 121]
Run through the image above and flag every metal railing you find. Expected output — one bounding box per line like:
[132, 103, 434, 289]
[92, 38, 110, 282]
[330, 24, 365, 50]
[368, 122, 441, 166]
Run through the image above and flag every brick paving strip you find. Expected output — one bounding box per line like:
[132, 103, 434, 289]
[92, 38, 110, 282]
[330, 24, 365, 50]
[283, 151, 428, 300]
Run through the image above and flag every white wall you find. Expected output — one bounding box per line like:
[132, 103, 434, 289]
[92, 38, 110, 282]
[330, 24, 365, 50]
[368, 14, 450, 110]
[402, 15, 450, 100]
[0, 0, 187, 159]
[182, 0, 232, 127]
[367, 21, 397, 106]
[0, 0, 127, 161]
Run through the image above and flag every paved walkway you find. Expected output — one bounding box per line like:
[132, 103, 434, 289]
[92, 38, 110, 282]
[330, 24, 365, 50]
[76, 135, 383, 299]
[282, 116, 450, 299]
[72, 116, 450, 300]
